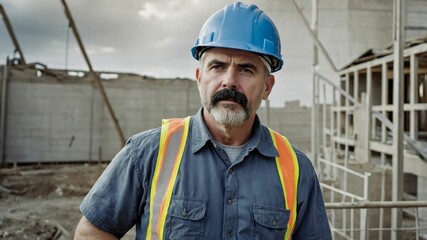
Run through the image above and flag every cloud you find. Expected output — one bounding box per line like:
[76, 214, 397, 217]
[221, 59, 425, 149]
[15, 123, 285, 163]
[138, 2, 167, 20]
[138, 0, 204, 21]
[97, 46, 115, 53]
[154, 37, 174, 48]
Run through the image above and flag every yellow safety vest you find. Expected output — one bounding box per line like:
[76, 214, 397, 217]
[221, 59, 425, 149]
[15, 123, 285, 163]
[145, 117, 299, 240]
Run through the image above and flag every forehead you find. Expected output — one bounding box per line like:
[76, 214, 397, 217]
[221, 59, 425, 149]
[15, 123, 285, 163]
[202, 48, 263, 65]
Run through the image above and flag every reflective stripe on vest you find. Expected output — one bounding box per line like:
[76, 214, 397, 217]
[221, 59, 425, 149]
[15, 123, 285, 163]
[146, 117, 190, 240]
[268, 128, 300, 240]
[145, 118, 299, 240]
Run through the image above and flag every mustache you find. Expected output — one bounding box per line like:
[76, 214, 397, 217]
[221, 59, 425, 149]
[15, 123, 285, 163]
[210, 89, 248, 107]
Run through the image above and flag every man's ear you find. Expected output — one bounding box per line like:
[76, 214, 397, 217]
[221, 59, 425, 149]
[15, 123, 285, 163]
[262, 75, 275, 100]
[195, 67, 201, 84]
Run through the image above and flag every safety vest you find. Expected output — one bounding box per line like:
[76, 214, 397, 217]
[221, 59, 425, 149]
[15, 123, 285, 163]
[145, 117, 300, 240]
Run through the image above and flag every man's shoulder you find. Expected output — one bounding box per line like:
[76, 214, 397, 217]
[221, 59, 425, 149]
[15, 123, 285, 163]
[293, 147, 310, 163]
[291, 147, 319, 182]
[126, 127, 162, 150]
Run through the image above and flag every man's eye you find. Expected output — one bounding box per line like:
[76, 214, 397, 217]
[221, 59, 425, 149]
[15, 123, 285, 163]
[211, 65, 224, 70]
[241, 68, 253, 74]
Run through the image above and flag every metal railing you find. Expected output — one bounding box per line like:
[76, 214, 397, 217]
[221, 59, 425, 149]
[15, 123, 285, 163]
[325, 201, 427, 240]
[313, 66, 427, 239]
[319, 157, 371, 240]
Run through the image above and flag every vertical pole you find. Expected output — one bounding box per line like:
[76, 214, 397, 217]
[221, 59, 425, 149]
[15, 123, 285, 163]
[0, 58, 9, 165]
[366, 66, 372, 163]
[415, 207, 420, 240]
[316, 72, 320, 160]
[379, 63, 388, 240]
[331, 86, 336, 149]
[312, 77, 318, 164]
[409, 54, 419, 140]
[311, 0, 319, 168]
[89, 86, 95, 161]
[354, 70, 359, 105]
[391, 0, 405, 239]
[344, 73, 349, 167]
[360, 172, 371, 240]
[322, 83, 327, 154]
[331, 86, 336, 240]
[343, 74, 349, 236]
[381, 63, 388, 143]
[379, 169, 386, 240]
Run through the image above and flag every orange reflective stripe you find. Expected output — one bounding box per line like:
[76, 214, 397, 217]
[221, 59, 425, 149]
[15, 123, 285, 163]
[269, 128, 300, 240]
[146, 117, 190, 240]
[157, 118, 190, 238]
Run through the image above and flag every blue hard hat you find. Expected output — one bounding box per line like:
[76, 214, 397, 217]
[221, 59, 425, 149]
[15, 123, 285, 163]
[191, 2, 283, 72]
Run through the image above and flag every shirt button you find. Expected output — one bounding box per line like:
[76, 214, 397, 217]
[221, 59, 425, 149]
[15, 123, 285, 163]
[272, 220, 277, 226]
[181, 210, 188, 217]
[226, 232, 232, 239]
[227, 198, 233, 204]
[228, 168, 234, 173]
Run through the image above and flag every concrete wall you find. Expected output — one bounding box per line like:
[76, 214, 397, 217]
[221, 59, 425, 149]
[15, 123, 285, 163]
[1, 67, 200, 163]
[258, 100, 325, 152]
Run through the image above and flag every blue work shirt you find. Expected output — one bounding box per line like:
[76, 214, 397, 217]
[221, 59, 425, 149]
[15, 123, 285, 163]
[80, 109, 332, 239]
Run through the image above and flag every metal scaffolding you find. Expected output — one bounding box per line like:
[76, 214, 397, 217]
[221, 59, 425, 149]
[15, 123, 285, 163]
[290, 0, 427, 238]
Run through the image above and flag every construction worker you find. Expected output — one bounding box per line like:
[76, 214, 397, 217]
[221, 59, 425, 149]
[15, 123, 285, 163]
[74, 2, 332, 239]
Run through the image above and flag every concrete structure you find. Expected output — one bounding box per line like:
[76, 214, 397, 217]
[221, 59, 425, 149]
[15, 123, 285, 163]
[259, 100, 328, 152]
[0, 65, 200, 163]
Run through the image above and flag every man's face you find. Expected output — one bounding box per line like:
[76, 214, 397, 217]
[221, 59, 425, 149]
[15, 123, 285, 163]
[196, 48, 275, 127]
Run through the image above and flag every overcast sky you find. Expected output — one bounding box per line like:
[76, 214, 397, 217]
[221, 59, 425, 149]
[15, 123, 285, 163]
[0, 0, 325, 107]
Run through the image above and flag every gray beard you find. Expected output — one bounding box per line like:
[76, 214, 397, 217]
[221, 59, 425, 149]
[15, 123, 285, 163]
[209, 104, 249, 127]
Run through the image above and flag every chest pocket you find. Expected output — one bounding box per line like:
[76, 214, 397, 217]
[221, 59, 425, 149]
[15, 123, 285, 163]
[164, 196, 206, 240]
[250, 205, 289, 240]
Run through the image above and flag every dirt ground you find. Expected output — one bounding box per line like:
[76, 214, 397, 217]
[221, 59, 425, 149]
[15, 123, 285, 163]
[0, 163, 135, 240]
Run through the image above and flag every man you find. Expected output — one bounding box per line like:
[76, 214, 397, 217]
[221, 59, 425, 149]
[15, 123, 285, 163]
[74, 2, 332, 239]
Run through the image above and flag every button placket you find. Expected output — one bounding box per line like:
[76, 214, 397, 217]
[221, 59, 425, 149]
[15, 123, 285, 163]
[223, 164, 238, 240]
[181, 208, 188, 217]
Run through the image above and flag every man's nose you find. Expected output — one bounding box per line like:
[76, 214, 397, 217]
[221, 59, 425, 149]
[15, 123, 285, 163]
[222, 68, 238, 89]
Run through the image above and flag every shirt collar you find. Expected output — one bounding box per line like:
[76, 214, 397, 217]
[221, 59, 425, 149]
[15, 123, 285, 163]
[191, 108, 278, 158]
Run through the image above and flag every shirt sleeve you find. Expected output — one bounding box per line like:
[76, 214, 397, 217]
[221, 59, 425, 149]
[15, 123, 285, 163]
[79, 133, 155, 238]
[292, 149, 332, 240]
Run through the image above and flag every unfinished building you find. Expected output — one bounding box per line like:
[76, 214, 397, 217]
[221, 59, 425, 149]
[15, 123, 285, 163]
[315, 37, 427, 239]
